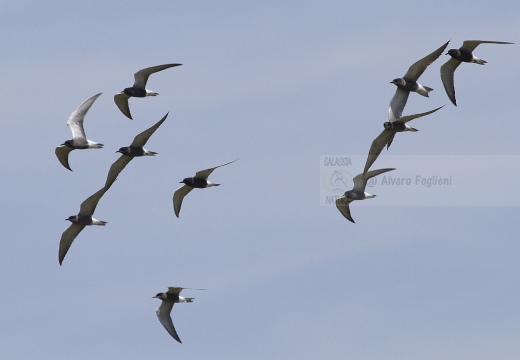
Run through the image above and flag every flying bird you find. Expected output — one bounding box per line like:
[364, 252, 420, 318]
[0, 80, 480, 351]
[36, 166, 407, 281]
[104, 113, 169, 190]
[59, 187, 107, 265]
[336, 168, 395, 223]
[364, 106, 443, 175]
[153, 287, 205, 343]
[55, 93, 103, 171]
[173, 160, 237, 218]
[114, 64, 182, 120]
[389, 40, 449, 121]
[440, 40, 513, 106]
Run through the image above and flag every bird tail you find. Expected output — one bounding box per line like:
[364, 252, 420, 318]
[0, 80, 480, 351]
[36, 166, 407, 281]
[408, 127, 418, 132]
[206, 182, 220, 187]
[474, 58, 487, 65]
[424, 86, 433, 93]
[184, 298, 194, 302]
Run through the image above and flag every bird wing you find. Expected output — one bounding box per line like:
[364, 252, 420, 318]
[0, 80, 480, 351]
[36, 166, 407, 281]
[173, 185, 193, 218]
[156, 301, 182, 343]
[167, 287, 184, 295]
[55, 146, 75, 171]
[133, 63, 182, 89]
[440, 57, 462, 106]
[130, 112, 169, 147]
[335, 197, 355, 223]
[67, 92, 102, 140]
[395, 105, 444, 124]
[194, 159, 238, 180]
[114, 92, 132, 120]
[351, 168, 394, 192]
[388, 88, 409, 122]
[78, 187, 107, 217]
[363, 129, 394, 175]
[59, 223, 86, 265]
[460, 40, 513, 53]
[403, 40, 450, 80]
[104, 155, 133, 191]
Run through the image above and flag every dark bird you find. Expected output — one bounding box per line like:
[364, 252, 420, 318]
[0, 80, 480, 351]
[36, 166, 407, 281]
[364, 106, 443, 175]
[55, 93, 103, 171]
[336, 168, 395, 223]
[114, 64, 181, 120]
[153, 287, 205, 343]
[173, 160, 237, 218]
[440, 40, 513, 105]
[59, 187, 107, 265]
[104, 113, 168, 190]
[389, 40, 449, 121]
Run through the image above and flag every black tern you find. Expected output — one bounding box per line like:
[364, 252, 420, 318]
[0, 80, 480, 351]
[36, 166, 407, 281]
[114, 64, 182, 120]
[440, 40, 513, 106]
[363, 106, 443, 175]
[153, 287, 206, 343]
[104, 113, 168, 190]
[389, 40, 449, 121]
[59, 187, 107, 265]
[173, 160, 237, 218]
[336, 168, 395, 223]
[55, 93, 103, 171]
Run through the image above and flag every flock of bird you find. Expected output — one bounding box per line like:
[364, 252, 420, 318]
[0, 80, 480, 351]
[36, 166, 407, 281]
[55, 64, 233, 343]
[335, 39, 512, 223]
[53, 39, 512, 344]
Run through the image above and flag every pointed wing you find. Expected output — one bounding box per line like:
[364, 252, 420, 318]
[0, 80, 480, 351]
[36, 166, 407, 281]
[173, 185, 193, 218]
[59, 223, 86, 265]
[335, 197, 355, 223]
[114, 92, 132, 120]
[156, 301, 182, 343]
[194, 159, 238, 180]
[167, 287, 184, 295]
[440, 57, 461, 106]
[460, 40, 513, 53]
[104, 155, 133, 191]
[363, 129, 394, 175]
[67, 93, 102, 140]
[395, 105, 444, 124]
[130, 112, 169, 147]
[403, 40, 450, 80]
[133, 63, 182, 89]
[55, 146, 74, 171]
[388, 88, 409, 122]
[78, 187, 106, 217]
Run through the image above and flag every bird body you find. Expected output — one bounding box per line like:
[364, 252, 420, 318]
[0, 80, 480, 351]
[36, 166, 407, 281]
[114, 64, 181, 119]
[336, 168, 395, 223]
[388, 40, 449, 121]
[440, 40, 513, 105]
[173, 160, 237, 217]
[59, 187, 107, 265]
[55, 92, 103, 171]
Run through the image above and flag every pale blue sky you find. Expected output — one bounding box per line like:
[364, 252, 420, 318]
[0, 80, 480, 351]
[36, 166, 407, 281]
[1, 1, 519, 359]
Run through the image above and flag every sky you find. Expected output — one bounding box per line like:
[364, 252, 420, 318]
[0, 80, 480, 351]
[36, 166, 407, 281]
[1, 1, 520, 359]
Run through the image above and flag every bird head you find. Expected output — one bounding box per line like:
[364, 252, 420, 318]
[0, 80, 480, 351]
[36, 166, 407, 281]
[122, 88, 134, 96]
[62, 140, 73, 147]
[390, 78, 405, 86]
[117, 147, 131, 155]
[384, 122, 393, 130]
[153, 293, 167, 300]
[65, 215, 77, 222]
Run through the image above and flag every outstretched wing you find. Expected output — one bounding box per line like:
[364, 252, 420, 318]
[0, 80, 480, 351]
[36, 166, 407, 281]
[59, 223, 85, 265]
[67, 92, 102, 140]
[194, 159, 238, 180]
[173, 185, 193, 218]
[460, 40, 513, 53]
[403, 40, 450, 80]
[156, 301, 182, 343]
[363, 129, 394, 175]
[395, 106, 444, 124]
[440, 58, 461, 106]
[114, 92, 132, 120]
[78, 187, 107, 217]
[133, 63, 182, 89]
[130, 113, 169, 147]
[335, 197, 355, 223]
[55, 146, 74, 171]
[388, 88, 409, 122]
[104, 155, 133, 191]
